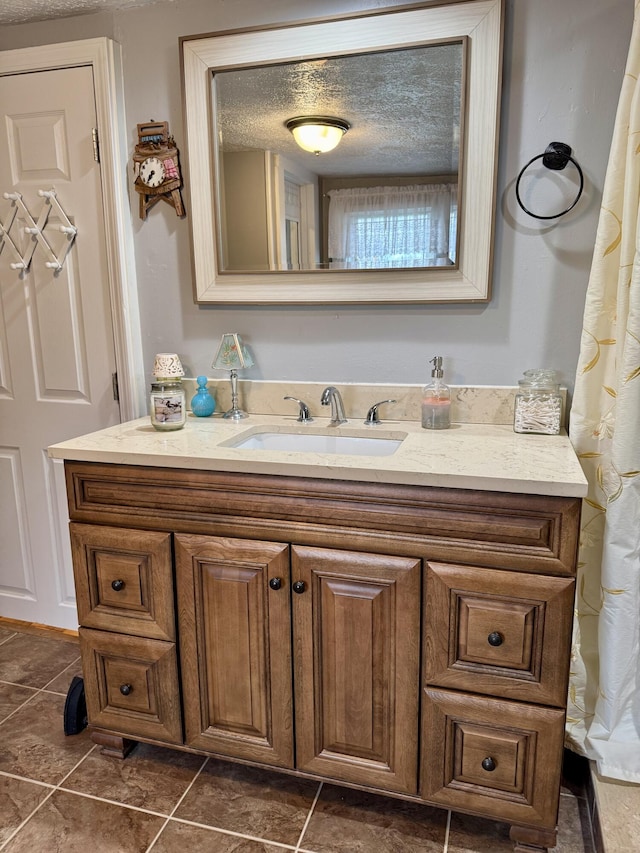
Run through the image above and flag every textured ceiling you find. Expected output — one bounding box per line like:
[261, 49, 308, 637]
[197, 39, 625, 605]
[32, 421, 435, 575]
[216, 42, 462, 178]
[0, 0, 163, 26]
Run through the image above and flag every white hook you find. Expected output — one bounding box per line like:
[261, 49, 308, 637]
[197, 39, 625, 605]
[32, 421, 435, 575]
[38, 189, 56, 199]
[45, 261, 62, 270]
[3, 192, 21, 201]
[10, 262, 26, 269]
[59, 225, 77, 235]
[24, 226, 40, 235]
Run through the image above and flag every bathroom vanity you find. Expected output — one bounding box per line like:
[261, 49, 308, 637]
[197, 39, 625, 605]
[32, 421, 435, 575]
[50, 413, 587, 853]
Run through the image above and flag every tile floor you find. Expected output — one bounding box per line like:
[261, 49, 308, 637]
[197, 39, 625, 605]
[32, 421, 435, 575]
[0, 622, 596, 853]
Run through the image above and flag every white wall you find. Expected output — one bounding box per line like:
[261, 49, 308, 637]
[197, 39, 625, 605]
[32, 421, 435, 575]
[0, 0, 632, 396]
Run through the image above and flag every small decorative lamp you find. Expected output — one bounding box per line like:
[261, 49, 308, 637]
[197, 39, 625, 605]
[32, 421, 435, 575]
[212, 333, 254, 419]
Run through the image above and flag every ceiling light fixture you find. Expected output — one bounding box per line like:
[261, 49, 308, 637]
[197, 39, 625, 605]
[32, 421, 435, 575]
[285, 115, 350, 155]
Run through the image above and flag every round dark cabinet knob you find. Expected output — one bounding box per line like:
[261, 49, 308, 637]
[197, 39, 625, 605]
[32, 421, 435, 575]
[292, 580, 306, 594]
[119, 683, 133, 696]
[487, 631, 504, 647]
[269, 577, 282, 591]
[111, 579, 125, 592]
[482, 757, 497, 772]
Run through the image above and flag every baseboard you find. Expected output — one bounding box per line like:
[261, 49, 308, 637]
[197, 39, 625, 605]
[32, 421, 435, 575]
[0, 616, 79, 643]
[586, 761, 605, 853]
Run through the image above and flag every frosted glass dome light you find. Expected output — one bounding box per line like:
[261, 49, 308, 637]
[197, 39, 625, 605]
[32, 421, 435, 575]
[286, 116, 350, 155]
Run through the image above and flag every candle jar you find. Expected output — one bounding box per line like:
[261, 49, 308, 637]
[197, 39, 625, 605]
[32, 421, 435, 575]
[513, 369, 562, 434]
[150, 377, 186, 431]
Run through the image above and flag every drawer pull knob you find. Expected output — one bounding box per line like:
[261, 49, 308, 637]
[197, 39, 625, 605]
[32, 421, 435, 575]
[482, 757, 497, 772]
[119, 683, 133, 696]
[111, 579, 125, 592]
[292, 580, 306, 594]
[487, 632, 503, 647]
[269, 577, 282, 591]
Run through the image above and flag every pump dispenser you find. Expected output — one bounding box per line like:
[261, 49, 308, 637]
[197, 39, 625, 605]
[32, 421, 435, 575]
[422, 356, 451, 430]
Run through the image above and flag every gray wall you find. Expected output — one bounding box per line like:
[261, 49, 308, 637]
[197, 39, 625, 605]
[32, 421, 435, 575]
[1, 0, 632, 394]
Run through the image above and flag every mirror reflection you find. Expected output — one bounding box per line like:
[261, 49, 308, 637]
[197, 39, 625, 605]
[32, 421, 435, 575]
[214, 41, 463, 273]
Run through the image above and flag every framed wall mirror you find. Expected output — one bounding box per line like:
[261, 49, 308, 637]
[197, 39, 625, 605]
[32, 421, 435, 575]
[181, 0, 504, 304]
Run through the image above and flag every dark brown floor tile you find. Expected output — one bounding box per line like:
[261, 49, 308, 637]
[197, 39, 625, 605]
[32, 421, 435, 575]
[300, 784, 447, 853]
[0, 691, 93, 784]
[2, 789, 164, 853]
[0, 775, 51, 845]
[153, 819, 288, 852]
[556, 793, 595, 853]
[0, 627, 16, 644]
[0, 633, 80, 688]
[174, 759, 319, 845]
[43, 659, 82, 694]
[63, 742, 204, 814]
[446, 810, 513, 852]
[0, 682, 38, 721]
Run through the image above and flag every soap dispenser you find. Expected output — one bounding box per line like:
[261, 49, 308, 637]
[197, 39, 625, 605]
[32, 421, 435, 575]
[422, 356, 451, 430]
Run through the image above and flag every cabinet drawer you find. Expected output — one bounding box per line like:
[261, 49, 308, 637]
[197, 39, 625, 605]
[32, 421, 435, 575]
[71, 523, 175, 640]
[424, 563, 574, 706]
[79, 628, 182, 744]
[421, 688, 565, 828]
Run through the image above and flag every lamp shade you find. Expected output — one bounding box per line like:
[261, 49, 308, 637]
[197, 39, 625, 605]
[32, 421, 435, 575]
[152, 352, 184, 378]
[286, 116, 349, 155]
[212, 333, 254, 371]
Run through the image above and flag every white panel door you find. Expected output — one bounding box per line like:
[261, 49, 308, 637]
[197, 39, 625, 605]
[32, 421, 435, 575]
[0, 65, 121, 629]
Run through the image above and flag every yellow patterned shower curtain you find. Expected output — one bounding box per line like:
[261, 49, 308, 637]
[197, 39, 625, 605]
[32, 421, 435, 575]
[567, 2, 640, 783]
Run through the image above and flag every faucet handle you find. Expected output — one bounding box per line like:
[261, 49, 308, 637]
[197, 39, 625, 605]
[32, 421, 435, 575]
[364, 399, 397, 425]
[284, 396, 313, 423]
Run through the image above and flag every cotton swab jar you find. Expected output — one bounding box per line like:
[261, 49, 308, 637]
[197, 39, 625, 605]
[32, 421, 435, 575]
[513, 369, 562, 434]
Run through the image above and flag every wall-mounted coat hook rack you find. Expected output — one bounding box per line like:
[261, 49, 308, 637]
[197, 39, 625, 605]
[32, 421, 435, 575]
[0, 188, 77, 271]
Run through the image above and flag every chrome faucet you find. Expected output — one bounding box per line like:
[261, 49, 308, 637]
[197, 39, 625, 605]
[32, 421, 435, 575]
[283, 396, 313, 423]
[320, 386, 347, 426]
[364, 399, 397, 426]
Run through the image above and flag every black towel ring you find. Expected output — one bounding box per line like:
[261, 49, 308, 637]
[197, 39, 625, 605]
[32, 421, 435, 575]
[515, 141, 584, 220]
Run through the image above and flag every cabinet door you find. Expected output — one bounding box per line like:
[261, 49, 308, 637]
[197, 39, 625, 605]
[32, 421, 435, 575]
[292, 545, 420, 794]
[175, 534, 293, 768]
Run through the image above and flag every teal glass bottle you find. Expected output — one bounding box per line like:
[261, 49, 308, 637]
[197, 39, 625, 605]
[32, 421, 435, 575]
[190, 375, 215, 417]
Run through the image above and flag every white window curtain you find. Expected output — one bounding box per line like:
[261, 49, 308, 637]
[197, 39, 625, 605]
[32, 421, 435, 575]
[567, 6, 640, 783]
[327, 184, 457, 269]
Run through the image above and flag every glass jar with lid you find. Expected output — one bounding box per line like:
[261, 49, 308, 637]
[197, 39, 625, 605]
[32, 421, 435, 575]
[150, 377, 186, 430]
[149, 352, 186, 431]
[513, 369, 562, 434]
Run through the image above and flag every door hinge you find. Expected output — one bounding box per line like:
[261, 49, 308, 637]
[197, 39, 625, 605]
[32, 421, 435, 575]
[92, 128, 100, 163]
[112, 372, 119, 402]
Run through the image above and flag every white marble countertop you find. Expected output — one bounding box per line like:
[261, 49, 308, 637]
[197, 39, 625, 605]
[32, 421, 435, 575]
[48, 414, 588, 498]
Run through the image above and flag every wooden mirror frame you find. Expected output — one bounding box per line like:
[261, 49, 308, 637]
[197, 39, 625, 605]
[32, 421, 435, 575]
[181, 0, 503, 304]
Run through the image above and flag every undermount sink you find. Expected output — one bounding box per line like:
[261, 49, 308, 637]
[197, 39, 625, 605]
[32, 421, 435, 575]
[226, 430, 404, 457]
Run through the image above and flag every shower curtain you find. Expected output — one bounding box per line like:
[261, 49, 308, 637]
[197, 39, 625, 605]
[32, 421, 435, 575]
[567, 3, 640, 783]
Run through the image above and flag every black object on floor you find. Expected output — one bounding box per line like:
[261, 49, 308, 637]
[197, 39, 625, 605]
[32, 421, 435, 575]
[63, 675, 87, 736]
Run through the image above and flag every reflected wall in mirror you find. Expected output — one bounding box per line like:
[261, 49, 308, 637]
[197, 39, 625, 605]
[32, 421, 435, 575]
[181, 0, 504, 304]
[214, 41, 463, 272]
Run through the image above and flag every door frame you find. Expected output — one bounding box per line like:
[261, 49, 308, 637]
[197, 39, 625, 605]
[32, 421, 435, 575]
[0, 37, 143, 420]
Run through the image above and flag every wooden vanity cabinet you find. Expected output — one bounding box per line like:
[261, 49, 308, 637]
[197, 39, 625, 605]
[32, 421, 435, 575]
[64, 461, 581, 853]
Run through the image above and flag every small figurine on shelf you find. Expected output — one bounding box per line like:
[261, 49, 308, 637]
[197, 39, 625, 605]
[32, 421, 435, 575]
[190, 375, 216, 417]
